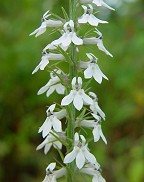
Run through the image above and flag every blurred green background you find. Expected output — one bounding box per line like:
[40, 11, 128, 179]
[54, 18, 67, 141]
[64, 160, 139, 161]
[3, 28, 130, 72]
[0, 0, 144, 182]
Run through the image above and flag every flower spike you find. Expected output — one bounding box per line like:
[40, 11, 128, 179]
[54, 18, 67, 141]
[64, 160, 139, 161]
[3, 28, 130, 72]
[30, 0, 115, 181]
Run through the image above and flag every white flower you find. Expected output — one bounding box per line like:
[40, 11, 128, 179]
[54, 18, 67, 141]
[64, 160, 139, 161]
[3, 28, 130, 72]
[43, 163, 66, 182]
[38, 104, 66, 138]
[78, 5, 108, 26]
[89, 92, 105, 120]
[80, 53, 108, 84]
[30, 11, 63, 37]
[92, 0, 115, 11]
[64, 133, 99, 169]
[83, 29, 113, 57]
[80, 115, 107, 144]
[92, 113, 107, 143]
[61, 77, 93, 111]
[32, 51, 65, 74]
[51, 20, 83, 47]
[36, 131, 62, 154]
[80, 163, 106, 182]
[43, 42, 68, 52]
[37, 69, 65, 97]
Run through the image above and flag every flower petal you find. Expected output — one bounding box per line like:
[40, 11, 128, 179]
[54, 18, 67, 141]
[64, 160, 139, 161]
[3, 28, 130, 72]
[44, 143, 52, 154]
[53, 141, 62, 150]
[32, 65, 40, 74]
[83, 146, 96, 164]
[38, 118, 52, 138]
[98, 174, 106, 182]
[37, 83, 50, 95]
[92, 126, 100, 142]
[97, 40, 113, 57]
[61, 33, 71, 47]
[73, 92, 83, 111]
[78, 15, 88, 24]
[72, 33, 83, 45]
[64, 147, 78, 164]
[49, 104, 56, 113]
[61, 91, 74, 106]
[52, 116, 62, 132]
[55, 84, 65, 94]
[84, 65, 93, 79]
[92, 175, 99, 182]
[46, 86, 55, 97]
[93, 65, 103, 84]
[40, 56, 49, 70]
[76, 149, 85, 169]
[89, 14, 108, 26]
[88, 15, 99, 26]
[81, 90, 93, 105]
[74, 132, 80, 146]
[46, 162, 56, 171]
[99, 125, 107, 144]
[36, 138, 48, 151]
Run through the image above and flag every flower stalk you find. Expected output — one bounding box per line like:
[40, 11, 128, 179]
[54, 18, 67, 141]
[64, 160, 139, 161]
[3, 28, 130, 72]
[29, 0, 115, 182]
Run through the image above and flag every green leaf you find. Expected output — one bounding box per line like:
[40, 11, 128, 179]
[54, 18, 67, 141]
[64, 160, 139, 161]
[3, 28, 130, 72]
[51, 13, 64, 22]
[50, 131, 67, 147]
[57, 46, 74, 65]
[54, 144, 65, 161]
[61, 7, 69, 21]
[83, 78, 93, 90]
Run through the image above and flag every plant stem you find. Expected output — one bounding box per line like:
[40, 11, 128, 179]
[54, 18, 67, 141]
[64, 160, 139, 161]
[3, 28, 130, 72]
[66, 1, 77, 182]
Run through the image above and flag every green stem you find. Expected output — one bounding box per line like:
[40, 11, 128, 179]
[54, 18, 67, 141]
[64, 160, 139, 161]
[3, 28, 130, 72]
[66, 0, 77, 182]
[69, 0, 76, 20]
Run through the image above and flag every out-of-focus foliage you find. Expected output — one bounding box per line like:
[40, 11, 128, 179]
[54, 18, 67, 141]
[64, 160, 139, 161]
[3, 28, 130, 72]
[0, 0, 144, 182]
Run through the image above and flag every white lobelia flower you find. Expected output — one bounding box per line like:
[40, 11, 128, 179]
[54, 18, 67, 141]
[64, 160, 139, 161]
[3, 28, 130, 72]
[30, 11, 63, 37]
[61, 77, 93, 111]
[36, 131, 62, 154]
[51, 20, 83, 47]
[37, 69, 65, 97]
[83, 28, 113, 57]
[78, 5, 108, 26]
[80, 115, 107, 144]
[89, 92, 105, 120]
[80, 53, 108, 84]
[38, 104, 66, 138]
[80, 0, 115, 11]
[43, 163, 66, 182]
[81, 163, 106, 182]
[91, 113, 107, 144]
[92, 0, 115, 11]
[90, 114, 106, 145]
[43, 42, 68, 52]
[64, 133, 100, 169]
[32, 51, 65, 74]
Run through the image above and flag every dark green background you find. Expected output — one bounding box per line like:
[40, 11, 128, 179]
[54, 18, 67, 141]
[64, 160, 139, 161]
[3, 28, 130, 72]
[0, 0, 144, 181]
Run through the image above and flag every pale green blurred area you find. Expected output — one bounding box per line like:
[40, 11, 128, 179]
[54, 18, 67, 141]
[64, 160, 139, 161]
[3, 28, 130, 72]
[0, 0, 144, 182]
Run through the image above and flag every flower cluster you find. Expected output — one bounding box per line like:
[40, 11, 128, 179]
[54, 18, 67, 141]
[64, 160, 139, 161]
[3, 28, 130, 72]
[30, 0, 114, 181]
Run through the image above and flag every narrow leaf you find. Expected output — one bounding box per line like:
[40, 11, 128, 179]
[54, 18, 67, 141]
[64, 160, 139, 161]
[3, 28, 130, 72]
[61, 7, 69, 21]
